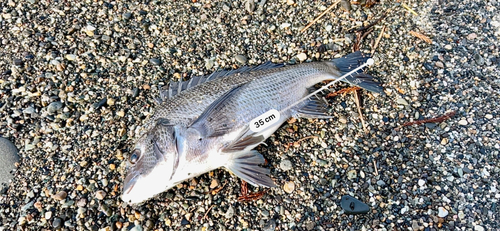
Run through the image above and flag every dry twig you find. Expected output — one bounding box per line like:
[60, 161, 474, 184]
[326, 86, 361, 98]
[402, 111, 456, 127]
[353, 89, 368, 133]
[409, 30, 432, 44]
[301, 0, 341, 33]
[401, 3, 418, 16]
[371, 25, 386, 55]
[237, 181, 268, 202]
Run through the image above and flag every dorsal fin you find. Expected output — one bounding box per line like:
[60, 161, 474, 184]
[157, 61, 285, 103]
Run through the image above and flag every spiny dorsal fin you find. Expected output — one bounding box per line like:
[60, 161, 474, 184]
[157, 61, 285, 103]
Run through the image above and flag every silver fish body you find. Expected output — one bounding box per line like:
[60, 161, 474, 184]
[122, 51, 383, 204]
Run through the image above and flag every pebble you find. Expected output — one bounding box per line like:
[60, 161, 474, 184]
[209, 179, 219, 189]
[338, 115, 347, 124]
[235, 55, 247, 64]
[0, 138, 19, 186]
[467, 33, 477, 40]
[283, 181, 295, 193]
[396, 98, 409, 106]
[95, 190, 106, 200]
[149, 58, 162, 66]
[475, 225, 485, 231]
[47, 101, 63, 114]
[225, 206, 234, 219]
[418, 179, 426, 187]
[437, 207, 448, 217]
[52, 217, 62, 228]
[297, 53, 307, 62]
[458, 119, 468, 125]
[52, 191, 68, 201]
[65, 54, 77, 61]
[444, 44, 453, 50]
[341, 195, 370, 214]
[485, 114, 493, 119]
[279, 159, 293, 171]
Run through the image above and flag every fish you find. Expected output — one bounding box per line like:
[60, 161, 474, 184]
[122, 51, 383, 205]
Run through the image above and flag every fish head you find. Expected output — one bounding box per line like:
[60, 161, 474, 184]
[122, 124, 179, 205]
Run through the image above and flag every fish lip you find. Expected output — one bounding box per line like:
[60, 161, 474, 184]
[123, 172, 139, 195]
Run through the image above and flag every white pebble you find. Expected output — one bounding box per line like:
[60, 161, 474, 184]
[458, 119, 468, 125]
[418, 179, 426, 186]
[297, 53, 307, 62]
[437, 207, 448, 217]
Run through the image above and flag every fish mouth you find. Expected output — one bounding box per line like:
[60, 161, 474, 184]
[122, 173, 139, 197]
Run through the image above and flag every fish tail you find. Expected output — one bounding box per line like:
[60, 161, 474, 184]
[331, 51, 384, 94]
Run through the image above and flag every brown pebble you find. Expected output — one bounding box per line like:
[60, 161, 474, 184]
[115, 221, 123, 229]
[52, 191, 67, 201]
[109, 163, 116, 170]
[95, 190, 106, 200]
[283, 181, 295, 193]
[34, 201, 43, 210]
[209, 179, 219, 189]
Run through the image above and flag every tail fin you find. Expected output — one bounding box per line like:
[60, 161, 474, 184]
[331, 51, 384, 94]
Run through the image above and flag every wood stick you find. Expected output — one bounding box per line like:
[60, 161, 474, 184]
[300, 0, 341, 33]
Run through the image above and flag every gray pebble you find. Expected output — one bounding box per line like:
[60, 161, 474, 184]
[225, 206, 234, 219]
[279, 159, 293, 171]
[52, 217, 62, 228]
[263, 219, 276, 231]
[235, 55, 247, 64]
[0, 138, 19, 186]
[122, 12, 132, 20]
[47, 101, 63, 114]
[150, 58, 162, 66]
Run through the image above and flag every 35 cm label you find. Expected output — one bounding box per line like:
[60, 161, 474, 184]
[250, 109, 281, 133]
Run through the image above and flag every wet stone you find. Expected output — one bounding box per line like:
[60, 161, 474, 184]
[150, 58, 162, 66]
[52, 217, 62, 228]
[235, 55, 247, 64]
[279, 159, 293, 171]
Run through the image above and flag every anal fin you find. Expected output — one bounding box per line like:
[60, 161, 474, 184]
[224, 150, 276, 188]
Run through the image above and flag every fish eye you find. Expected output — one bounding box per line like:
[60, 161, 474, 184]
[129, 149, 141, 164]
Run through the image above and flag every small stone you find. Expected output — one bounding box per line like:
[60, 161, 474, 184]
[52, 191, 67, 201]
[225, 206, 234, 219]
[283, 181, 295, 193]
[235, 55, 247, 64]
[458, 210, 465, 219]
[149, 58, 161, 66]
[122, 12, 132, 20]
[485, 114, 493, 119]
[435, 61, 444, 68]
[341, 195, 370, 214]
[13, 58, 23, 66]
[47, 101, 63, 114]
[458, 119, 468, 125]
[297, 53, 307, 62]
[438, 207, 448, 217]
[347, 170, 357, 179]
[115, 221, 123, 229]
[340, 0, 351, 12]
[95, 190, 106, 200]
[467, 33, 477, 40]
[339, 115, 347, 124]
[263, 219, 277, 231]
[397, 98, 409, 105]
[65, 54, 77, 61]
[418, 179, 426, 186]
[0, 138, 19, 186]
[441, 138, 448, 145]
[209, 179, 219, 189]
[45, 211, 52, 219]
[279, 159, 293, 171]
[286, 0, 294, 5]
[475, 225, 485, 231]
[76, 198, 87, 207]
[109, 164, 116, 170]
[376, 180, 386, 186]
[117, 110, 125, 117]
[52, 217, 62, 228]
[444, 44, 452, 50]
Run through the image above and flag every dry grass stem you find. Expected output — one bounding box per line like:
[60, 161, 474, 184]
[301, 0, 341, 33]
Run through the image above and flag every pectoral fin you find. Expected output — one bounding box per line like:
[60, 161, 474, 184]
[297, 95, 334, 119]
[224, 150, 276, 188]
[189, 85, 243, 138]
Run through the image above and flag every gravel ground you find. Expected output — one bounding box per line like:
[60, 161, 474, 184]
[1, 0, 499, 230]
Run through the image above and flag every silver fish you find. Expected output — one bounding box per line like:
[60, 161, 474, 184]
[122, 51, 383, 204]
